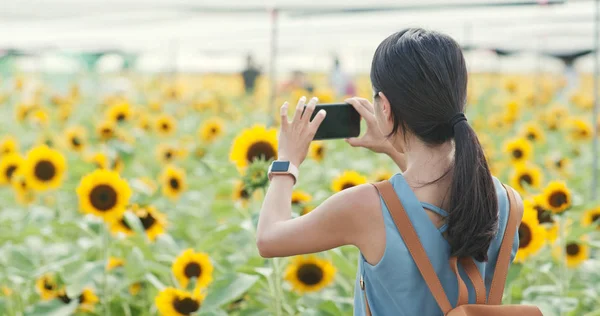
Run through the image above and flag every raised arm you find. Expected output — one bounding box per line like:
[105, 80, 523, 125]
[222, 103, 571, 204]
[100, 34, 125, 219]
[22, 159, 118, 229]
[256, 97, 383, 258]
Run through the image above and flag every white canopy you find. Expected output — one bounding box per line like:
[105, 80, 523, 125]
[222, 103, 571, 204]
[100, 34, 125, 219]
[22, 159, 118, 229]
[0, 0, 597, 73]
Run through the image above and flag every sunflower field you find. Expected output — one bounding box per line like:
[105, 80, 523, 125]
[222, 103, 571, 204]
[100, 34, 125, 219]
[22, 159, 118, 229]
[0, 72, 599, 316]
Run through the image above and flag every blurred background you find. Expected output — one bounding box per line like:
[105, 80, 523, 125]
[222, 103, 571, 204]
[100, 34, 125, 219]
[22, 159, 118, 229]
[1, 1, 600, 315]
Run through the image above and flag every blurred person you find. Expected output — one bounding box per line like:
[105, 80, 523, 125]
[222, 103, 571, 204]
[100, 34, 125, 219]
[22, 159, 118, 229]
[280, 70, 314, 93]
[256, 28, 525, 315]
[241, 54, 261, 94]
[329, 57, 356, 97]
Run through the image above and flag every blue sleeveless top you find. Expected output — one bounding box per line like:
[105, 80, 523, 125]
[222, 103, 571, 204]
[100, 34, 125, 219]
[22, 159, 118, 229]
[353, 173, 519, 315]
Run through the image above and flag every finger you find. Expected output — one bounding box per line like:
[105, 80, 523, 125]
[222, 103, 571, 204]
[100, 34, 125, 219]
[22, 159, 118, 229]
[309, 109, 326, 133]
[356, 97, 375, 114]
[293, 96, 307, 123]
[345, 137, 364, 148]
[280, 102, 289, 128]
[345, 98, 373, 119]
[303, 97, 318, 123]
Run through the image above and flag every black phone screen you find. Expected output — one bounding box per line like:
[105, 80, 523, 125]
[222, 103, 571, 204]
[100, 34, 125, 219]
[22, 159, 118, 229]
[309, 103, 360, 140]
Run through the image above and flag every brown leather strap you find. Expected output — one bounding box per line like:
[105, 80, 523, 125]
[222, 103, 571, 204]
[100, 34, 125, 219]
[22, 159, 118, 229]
[449, 257, 468, 306]
[373, 181, 453, 314]
[487, 185, 520, 305]
[460, 257, 486, 304]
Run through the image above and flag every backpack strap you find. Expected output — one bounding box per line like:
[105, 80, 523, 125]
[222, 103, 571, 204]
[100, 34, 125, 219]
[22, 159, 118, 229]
[487, 184, 520, 304]
[373, 181, 454, 313]
[460, 257, 486, 304]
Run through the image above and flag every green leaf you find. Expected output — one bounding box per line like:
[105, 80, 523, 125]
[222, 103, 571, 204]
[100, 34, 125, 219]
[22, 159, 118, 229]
[198, 308, 228, 316]
[124, 247, 147, 279]
[64, 261, 105, 297]
[7, 246, 35, 273]
[202, 273, 259, 311]
[123, 211, 145, 237]
[505, 263, 523, 285]
[25, 300, 79, 316]
[329, 248, 357, 280]
[317, 300, 343, 316]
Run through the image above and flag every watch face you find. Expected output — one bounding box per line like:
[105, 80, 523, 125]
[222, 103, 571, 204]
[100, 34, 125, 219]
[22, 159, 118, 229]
[271, 161, 290, 172]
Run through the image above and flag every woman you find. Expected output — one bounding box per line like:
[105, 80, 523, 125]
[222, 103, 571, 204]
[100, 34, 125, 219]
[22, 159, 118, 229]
[256, 28, 522, 315]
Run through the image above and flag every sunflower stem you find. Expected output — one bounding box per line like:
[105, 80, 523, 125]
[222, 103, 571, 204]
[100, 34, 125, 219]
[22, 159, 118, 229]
[271, 258, 283, 316]
[559, 217, 568, 316]
[103, 225, 111, 316]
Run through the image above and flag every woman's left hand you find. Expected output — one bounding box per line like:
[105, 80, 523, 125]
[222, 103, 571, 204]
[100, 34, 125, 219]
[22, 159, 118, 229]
[277, 96, 327, 167]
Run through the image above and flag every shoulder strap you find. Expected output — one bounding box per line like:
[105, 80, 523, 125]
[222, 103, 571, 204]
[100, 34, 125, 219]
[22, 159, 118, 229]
[461, 257, 486, 304]
[487, 184, 520, 305]
[372, 181, 453, 313]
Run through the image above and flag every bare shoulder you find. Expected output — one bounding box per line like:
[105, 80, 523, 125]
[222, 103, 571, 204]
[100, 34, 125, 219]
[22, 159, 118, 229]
[336, 183, 382, 216]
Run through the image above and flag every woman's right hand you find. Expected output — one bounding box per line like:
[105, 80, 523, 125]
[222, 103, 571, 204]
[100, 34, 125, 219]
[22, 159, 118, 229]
[345, 97, 394, 154]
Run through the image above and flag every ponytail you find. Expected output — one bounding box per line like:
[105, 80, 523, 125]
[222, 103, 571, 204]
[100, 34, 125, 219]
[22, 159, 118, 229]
[447, 121, 498, 261]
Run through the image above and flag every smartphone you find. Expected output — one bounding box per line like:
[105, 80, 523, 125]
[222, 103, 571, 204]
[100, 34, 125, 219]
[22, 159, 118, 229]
[309, 103, 360, 140]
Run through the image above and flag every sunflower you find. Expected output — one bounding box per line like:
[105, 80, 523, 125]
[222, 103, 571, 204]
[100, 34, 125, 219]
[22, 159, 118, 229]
[35, 274, 58, 300]
[198, 117, 225, 143]
[331, 170, 367, 192]
[553, 238, 589, 268]
[106, 101, 133, 123]
[503, 138, 532, 164]
[22, 145, 67, 191]
[291, 190, 312, 205]
[155, 114, 177, 136]
[30, 109, 49, 127]
[232, 180, 252, 205]
[545, 156, 570, 176]
[229, 125, 278, 171]
[11, 171, 35, 205]
[568, 118, 592, 141]
[133, 204, 167, 241]
[106, 257, 125, 271]
[97, 120, 116, 141]
[155, 287, 205, 316]
[582, 207, 600, 230]
[373, 170, 393, 182]
[138, 113, 153, 132]
[284, 256, 336, 293]
[89, 152, 109, 169]
[0, 136, 19, 156]
[64, 126, 87, 152]
[77, 169, 132, 222]
[301, 205, 315, 216]
[129, 283, 142, 296]
[528, 196, 558, 242]
[0, 153, 23, 185]
[309, 142, 326, 162]
[509, 163, 543, 194]
[57, 287, 99, 312]
[172, 249, 214, 290]
[156, 144, 181, 164]
[160, 165, 187, 200]
[514, 204, 546, 263]
[541, 181, 571, 214]
[519, 122, 545, 144]
[16, 103, 33, 122]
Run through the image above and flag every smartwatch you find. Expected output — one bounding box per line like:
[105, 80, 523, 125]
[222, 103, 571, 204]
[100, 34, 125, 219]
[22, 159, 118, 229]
[268, 160, 299, 184]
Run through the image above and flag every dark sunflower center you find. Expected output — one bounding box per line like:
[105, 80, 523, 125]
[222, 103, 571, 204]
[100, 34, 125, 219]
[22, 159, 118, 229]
[341, 182, 355, 190]
[71, 137, 81, 147]
[161, 123, 169, 131]
[519, 174, 533, 186]
[102, 128, 113, 136]
[89, 184, 118, 211]
[43, 279, 55, 290]
[245, 141, 276, 163]
[172, 297, 200, 314]
[549, 191, 568, 208]
[580, 129, 589, 137]
[184, 262, 202, 279]
[5, 165, 17, 179]
[535, 207, 554, 224]
[138, 212, 156, 230]
[34, 160, 56, 181]
[555, 159, 563, 168]
[512, 149, 523, 159]
[117, 113, 126, 121]
[165, 151, 173, 159]
[169, 178, 180, 190]
[58, 293, 71, 304]
[518, 223, 532, 248]
[296, 263, 324, 286]
[592, 214, 600, 225]
[210, 127, 218, 135]
[526, 133, 536, 141]
[292, 198, 300, 205]
[240, 188, 250, 199]
[316, 147, 323, 157]
[566, 243, 580, 256]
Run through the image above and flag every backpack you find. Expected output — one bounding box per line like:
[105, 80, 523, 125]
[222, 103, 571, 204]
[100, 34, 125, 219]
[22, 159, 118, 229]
[359, 181, 543, 316]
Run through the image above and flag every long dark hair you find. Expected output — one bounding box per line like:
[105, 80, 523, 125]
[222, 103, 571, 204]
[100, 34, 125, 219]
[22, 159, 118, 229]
[371, 28, 498, 262]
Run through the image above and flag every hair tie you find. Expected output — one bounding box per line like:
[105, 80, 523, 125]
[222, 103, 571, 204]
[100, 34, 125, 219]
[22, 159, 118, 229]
[449, 113, 467, 128]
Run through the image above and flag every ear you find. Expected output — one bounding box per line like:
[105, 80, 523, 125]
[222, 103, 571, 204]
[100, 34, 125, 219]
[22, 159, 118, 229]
[378, 92, 393, 122]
